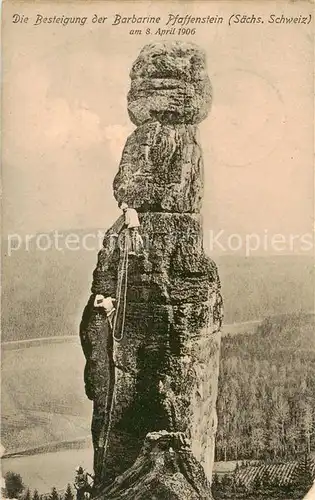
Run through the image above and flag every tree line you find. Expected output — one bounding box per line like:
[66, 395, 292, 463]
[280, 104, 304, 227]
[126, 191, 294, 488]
[215, 314, 315, 462]
[2, 472, 75, 500]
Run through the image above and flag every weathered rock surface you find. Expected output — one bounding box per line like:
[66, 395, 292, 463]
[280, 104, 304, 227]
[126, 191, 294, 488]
[113, 123, 204, 212]
[79, 41, 223, 495]
[127, 41, 212, 126]
[81, 211, 223, 488]
[98, 431, 213, 500]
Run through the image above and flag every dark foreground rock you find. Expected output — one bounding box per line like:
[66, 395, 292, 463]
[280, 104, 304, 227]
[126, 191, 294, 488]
[97, 431, 213, 500]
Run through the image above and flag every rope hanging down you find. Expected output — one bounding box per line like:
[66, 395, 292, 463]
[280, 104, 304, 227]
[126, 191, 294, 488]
[94, 231, 129, 478]
[111, 231, 129, 342]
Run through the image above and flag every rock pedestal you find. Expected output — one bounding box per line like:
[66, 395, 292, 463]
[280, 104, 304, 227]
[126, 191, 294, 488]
[100, 431, 214, 500]
[80, 41, 223, 496]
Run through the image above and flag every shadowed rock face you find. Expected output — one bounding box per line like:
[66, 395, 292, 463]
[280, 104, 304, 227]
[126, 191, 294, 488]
[79, 41, 223, 494]
[98, 431, 213, 500]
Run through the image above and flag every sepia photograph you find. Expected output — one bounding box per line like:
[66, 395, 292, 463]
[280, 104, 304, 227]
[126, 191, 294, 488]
[1, 1, 314, 499]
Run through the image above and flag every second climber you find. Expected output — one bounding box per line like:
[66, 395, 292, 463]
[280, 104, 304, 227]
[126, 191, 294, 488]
[118, 202, 143, 255]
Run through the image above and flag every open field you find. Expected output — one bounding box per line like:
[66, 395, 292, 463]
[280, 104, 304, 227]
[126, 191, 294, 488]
[1, 340, 92, 455]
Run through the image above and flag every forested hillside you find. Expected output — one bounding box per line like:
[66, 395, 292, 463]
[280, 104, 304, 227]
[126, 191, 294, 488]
[216, 313, 315, 462]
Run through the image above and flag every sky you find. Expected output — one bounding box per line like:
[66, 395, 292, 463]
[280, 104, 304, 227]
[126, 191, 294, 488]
[2, 1, 314, 246]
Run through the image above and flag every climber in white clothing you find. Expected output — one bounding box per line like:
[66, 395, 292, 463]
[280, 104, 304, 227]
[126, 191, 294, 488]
[94, 295, 116, 328]
[119, 201, 143, 255]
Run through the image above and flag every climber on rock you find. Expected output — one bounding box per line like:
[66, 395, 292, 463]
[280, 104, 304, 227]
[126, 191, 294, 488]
[94, 295, 116, 328]
[119, 201, 143, 255]
[74, 466, 93, 500]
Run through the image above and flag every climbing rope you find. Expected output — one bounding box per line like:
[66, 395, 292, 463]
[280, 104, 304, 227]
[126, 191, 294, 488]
[111, 230, 129, 342]
[96, 230, 130, 479]
[95, 237, 129, 479]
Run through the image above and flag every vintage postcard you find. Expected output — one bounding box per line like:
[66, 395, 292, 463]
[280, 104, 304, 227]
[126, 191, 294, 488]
[1, 1, 314, 499]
